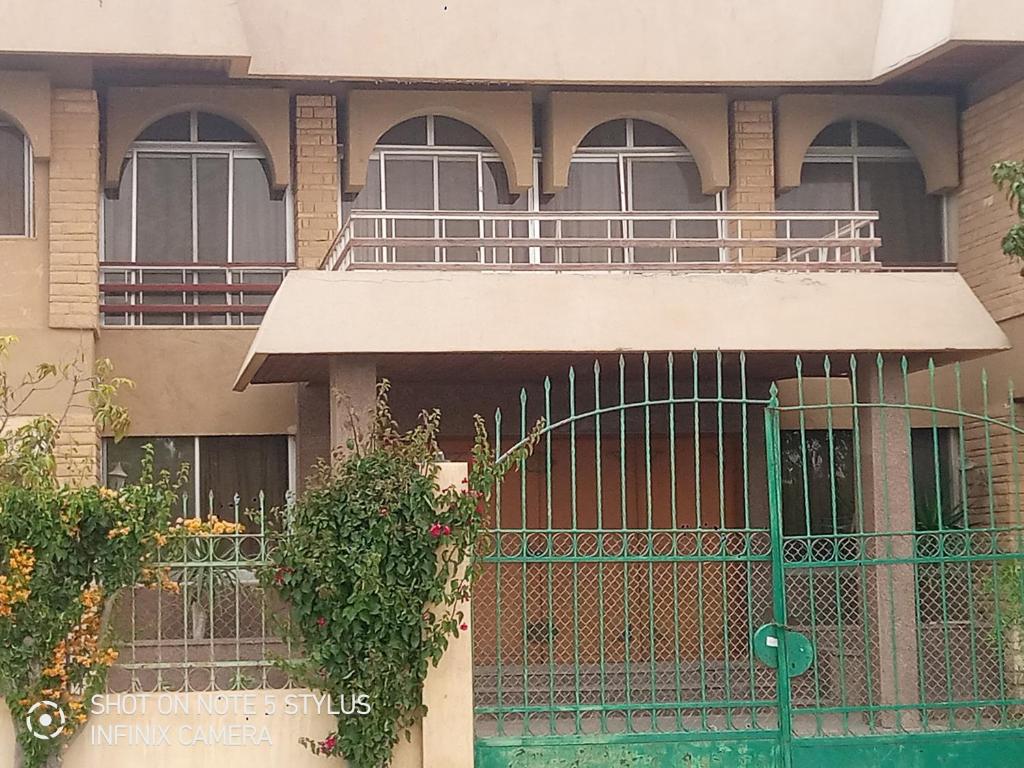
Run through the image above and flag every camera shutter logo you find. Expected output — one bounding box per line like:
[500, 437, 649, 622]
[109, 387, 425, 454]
[27, 701, 66, 740]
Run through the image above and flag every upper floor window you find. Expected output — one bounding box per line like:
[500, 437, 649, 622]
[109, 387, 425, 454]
[776, 120, 944, 264]
[548, 118, 720, 262]
[345, 114, 525, 263]
[103, 110, 289, 265]
[343, 116, 719, 265]
[0, 121, 31, 236]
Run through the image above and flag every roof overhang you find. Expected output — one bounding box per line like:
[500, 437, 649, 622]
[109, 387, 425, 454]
[235, 269, 1009, 391]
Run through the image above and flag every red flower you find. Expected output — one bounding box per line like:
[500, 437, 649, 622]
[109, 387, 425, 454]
[321, 735, 337, 752]
[443, 524, 452, 536]
[460, 622, 469, 631]
[429, 522, 443, 538]
[316, 616, 326, 628]
[273, 566, 291, 585]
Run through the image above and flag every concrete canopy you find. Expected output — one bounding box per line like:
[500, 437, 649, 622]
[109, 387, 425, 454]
[234, 270, 1009, 390]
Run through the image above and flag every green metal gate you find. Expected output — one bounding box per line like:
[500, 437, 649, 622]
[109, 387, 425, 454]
[472, 352, 1024, 767]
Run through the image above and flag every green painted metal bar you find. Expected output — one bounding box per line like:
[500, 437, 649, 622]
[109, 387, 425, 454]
[691, 351, 710, 732]
[765, 384, 794, 768]
[618, 355, 633, 732]
[543, 376, 556, 734]
[668, 353, 684, 732]
[593, 360, 608, 734]
[642, 353, 658, 727]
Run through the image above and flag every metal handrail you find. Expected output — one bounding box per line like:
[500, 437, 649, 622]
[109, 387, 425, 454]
[99, 263, 293, 325]
[320, 210, 883, 271]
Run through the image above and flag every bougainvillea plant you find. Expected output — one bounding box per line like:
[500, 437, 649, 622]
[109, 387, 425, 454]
[264, 382, 541, 768]
[993, 160, 1024, 270]
[0, 336, 181, 768]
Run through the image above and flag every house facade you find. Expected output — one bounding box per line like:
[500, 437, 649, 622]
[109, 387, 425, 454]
[2, 1, 1024, 766]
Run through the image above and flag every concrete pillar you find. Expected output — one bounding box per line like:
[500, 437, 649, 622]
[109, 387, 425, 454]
[328, 356, 377, 453]
[856, 356, 921, 728]
[420, 462, 474, 768]
[295, 382, 330, 489]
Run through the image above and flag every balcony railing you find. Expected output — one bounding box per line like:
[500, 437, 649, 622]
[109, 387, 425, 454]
[100, 263, 293, 326]
[322, 210, 884, 271]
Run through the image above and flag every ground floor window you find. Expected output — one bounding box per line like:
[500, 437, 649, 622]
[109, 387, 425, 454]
[101, 435, 292, 521]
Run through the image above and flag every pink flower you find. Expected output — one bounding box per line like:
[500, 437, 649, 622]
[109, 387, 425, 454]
[321, 735, 337, 752]
[443, 524, 452, 536]
[316, 616, 326, 628]
[429, 522, 443, 538]
[460, 622, 469, 631]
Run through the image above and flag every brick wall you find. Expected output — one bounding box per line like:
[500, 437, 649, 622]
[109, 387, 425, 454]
[728, 100, 776, 262]
[958, 78, 1024, 322]
[54, 409, 99, 487]
[48, 89, 100, 330]
[294, 95, 340, 270]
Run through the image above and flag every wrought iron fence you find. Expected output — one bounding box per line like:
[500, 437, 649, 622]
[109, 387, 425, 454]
[472, 351, 1024, 761]
[106, 493, 292, 692]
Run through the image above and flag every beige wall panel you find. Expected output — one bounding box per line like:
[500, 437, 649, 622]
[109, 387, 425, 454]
[544, 92, 729, 194]
[96, 329, 295, 436]
[5, 1, 1024, 83]
[104, 86, 291, 197]
[0, 71, 51, 157]
[776, 94, 959, 193]
[0, 164, 50, 328]
[236, 271, 1006, 389]
[344, 90, 534, 195]
[0, 691, 424, 768]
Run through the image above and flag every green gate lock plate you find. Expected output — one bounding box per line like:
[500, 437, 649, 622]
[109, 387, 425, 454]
[753, 624, 814, 677]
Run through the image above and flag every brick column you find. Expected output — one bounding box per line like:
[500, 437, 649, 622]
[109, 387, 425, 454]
[49, 89, 100, 329]
[48, 89, 101, 484]
[856, 357, 921, 728]
[728, 100, 776, 263]
[294, 95, 339, 270]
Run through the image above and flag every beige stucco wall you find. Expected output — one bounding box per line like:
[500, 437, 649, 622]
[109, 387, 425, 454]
[236, 270, 1007, 388]
[96, 330, 295, 437]
[0, 71, 51, 158]
[8, 0, 1023, 84]
[104, 86, 291, 198]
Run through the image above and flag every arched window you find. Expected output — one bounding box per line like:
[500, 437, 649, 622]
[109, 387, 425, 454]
[104, 110, 289, 266]
[346, 114, 523, 263]
[776, 120, 944, 263]
[102, 111, 290, 326]
[0, 119, 31, 236]
[344, 115, 719, 265]
[544, 118, 720, 263]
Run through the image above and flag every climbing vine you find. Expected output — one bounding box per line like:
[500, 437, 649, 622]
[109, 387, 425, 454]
[992, 160, 1024, 269]
[264, 382, 541, 768]
[0, 335, 180, 767]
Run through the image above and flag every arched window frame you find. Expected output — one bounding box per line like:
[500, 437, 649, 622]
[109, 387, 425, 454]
[569, 117, 725, 216]
[100, 110, 294, 327]
[101, 109, 294, 266]
[799, 119, 948, 262]
[345, 116, 723, 265]
[0, 119, 33, 237]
